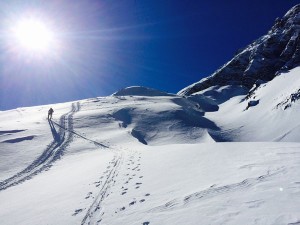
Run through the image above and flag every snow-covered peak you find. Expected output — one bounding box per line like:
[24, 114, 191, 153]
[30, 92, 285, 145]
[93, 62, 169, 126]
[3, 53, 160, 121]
[113, 86, 174, 97]
[283, 4, 300, 22]
[271, 4, 300, 34]
[179, 4, 300, 96]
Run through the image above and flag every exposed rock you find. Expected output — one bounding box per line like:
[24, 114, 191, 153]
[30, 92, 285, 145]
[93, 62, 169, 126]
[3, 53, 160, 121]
[179, 4, 300, 96]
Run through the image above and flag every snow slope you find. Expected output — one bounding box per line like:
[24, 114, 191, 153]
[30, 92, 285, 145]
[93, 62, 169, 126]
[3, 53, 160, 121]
[200, 67, 300, 141]
[1, 83, 300, 225]
[2, 5, 300, 223]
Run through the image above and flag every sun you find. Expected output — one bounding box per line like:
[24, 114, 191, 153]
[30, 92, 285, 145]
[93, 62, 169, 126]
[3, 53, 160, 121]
[12, 19, 54, 52]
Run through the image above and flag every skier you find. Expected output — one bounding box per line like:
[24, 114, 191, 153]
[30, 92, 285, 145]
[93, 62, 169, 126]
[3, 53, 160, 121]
[48, 108, 54, 120]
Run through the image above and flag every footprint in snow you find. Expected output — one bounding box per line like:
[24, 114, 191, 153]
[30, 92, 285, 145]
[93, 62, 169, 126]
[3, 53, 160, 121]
[85, 192, 93, 199]
[143, 222, 150, 225]
[140, 199, 145, 203]
[72, 208, 84, 216]
[145, 193, 150, 196]
[129, 201, 136, 206]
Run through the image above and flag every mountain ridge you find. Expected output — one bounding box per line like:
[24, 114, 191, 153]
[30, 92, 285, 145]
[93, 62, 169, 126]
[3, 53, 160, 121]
[178, 4, 300, 96]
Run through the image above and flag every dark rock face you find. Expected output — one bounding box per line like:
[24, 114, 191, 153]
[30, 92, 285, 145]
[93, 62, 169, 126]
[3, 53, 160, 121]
[179, 4, 300, 96]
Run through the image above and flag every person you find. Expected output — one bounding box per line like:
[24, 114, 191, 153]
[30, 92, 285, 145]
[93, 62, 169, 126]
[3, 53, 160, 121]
[48, 108, 54, 120]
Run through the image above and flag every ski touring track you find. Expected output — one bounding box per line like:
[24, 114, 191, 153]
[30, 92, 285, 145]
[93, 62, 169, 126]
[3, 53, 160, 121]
[150, 166, 287, 213]
[80, 148, 124, 225]
[78, 146, 148, 225]
[0, 102, 80, 191]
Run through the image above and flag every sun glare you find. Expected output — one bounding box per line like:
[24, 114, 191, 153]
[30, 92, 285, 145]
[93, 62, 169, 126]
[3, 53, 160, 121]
[12, 19, 54, 52]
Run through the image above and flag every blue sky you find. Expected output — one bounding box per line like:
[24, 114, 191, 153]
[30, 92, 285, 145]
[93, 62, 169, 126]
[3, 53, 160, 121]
[0, 0, 299, 110]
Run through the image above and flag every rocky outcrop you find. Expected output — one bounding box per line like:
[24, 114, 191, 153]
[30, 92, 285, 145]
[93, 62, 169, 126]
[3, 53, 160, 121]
[179, 4, 300, 96]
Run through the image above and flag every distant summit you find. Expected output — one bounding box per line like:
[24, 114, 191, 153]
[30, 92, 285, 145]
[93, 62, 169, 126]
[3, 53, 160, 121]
[113, 86, 174, 97]
[179, 4, 300, 96]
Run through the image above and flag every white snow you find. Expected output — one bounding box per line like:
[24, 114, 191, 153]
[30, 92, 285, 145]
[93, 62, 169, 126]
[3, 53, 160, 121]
[113, 86, 174, 97]
[202, 67, 300, 141]
[1, 68, 300, 224]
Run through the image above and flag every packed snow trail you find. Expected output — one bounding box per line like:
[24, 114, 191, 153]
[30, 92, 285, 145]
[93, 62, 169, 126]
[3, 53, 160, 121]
[78, 147, 144, 225]
[81, 150, 124, 225]
[0, 102, 80, 191]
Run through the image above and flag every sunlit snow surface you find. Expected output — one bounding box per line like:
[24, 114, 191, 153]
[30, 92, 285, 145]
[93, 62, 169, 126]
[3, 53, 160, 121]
[1, 69, 300, 225]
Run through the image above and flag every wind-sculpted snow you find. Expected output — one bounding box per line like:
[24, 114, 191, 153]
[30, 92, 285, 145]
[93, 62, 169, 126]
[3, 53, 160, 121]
[192, 85, 248, 105]
[108, 95, 219, 144]
[113, 86, 174, 97]
[1, 91, 300, 225]
[0, 129, 26, 135]
[201, 67, 300, 142]
[1, 135, 35, 143]
[150, 167, 285, 213]
[112, 108, 132, 128]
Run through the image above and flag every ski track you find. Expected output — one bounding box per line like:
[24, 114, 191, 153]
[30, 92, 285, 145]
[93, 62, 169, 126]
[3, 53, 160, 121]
[0, 102, 80, 191]
[78, 147, 147, 225]
[81, 149, 124, 225]
[150, 167, 286, 213]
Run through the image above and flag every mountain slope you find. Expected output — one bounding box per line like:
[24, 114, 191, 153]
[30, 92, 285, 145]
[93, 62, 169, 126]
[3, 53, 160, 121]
[203, 67, 300, 142]
[1, 4, 300, 225]
[1, 94, 300, 225]
[179, 4, 300, 96]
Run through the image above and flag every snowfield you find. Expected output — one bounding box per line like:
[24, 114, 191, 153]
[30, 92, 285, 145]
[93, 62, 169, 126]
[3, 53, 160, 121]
[1, 69, 300, 225]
